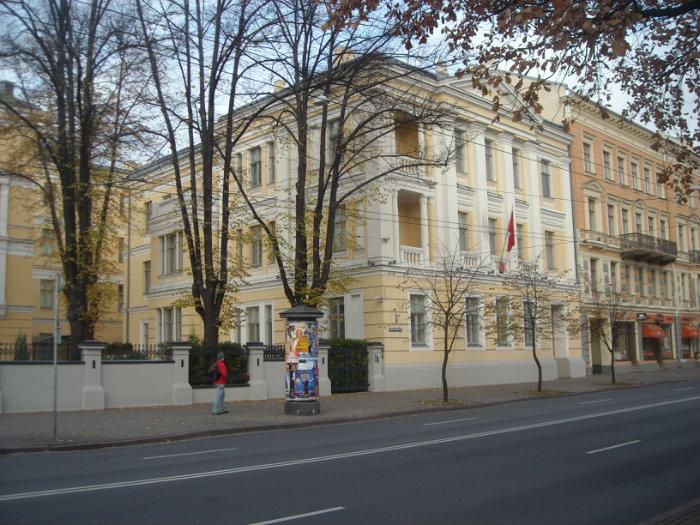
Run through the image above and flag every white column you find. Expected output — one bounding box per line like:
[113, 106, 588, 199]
[318, 344, 331, 396]
[80, 341, 105, 410]
[498, 134, 516, 268]
[437, 119, 458, 250]
[524, 141, 544, 271]
[392, 189, 401, 262]
[559, 155, 577, 281]
[170, 342, 193, 405]
[420, 194, 429, 263]
[367, 341, 385, 392]
[246, 342, 267, 400]
[469, 124, 490, 260]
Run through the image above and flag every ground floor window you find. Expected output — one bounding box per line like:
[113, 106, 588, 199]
[410, 294, 427, 346]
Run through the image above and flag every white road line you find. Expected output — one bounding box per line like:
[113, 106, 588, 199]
[143, 447, 238, 460]
[424, 417, 477, 426]
[578, 399, 612, 405]
[248, 507, 345, 524]
[1, 395, 697, 503]
[673, 387, 695, 392]
[586, 440, 641, 455]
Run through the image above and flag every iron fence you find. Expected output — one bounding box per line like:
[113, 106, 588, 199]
[189, 342, 249, 387]
[263, 344, 285, 362]
[327, 339, 369, 394]
[0, 341, 81, 362]
[102, 343, 172, 361]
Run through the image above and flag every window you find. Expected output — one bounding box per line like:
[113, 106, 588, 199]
[523, 301, 534, 346]
[247, 306, 260, 342]
[159, 307, 181, 343]
[622, 264, 631, 294]
[583, 143, 592, 174]
[118, 237, 125, 263]
[631, 162, 639, 190]
[603, 150, 612, 180]
[410, 294, 427, 345]
[465, 298, 480, 346]
[587, 198, 597, 230]
[458, 212, 469, 251]
[643, 166, 651, 194]
[661, 271, 667, 298]
[512, 148, 521, 189]
[265, 304, 273, 344]
[485, 139, 495, 181]
[622, 209, 629, 234]
[328, 297, 345, 340]
[638, 267, 645, 296]
[40, 279, 54, 309]
[545, 231, 555, 270]
[40, 229, 54, 256]
[691, 228, 697, 251]
[647, 216, 655, 236]
[488, 218, 498, 256]
[117, 284, 124, 311]
[540, 160, 551, 198]
[590, 258, 598, 291]
[660, 219, 667, 240]
[635, 213, 642, 233]
[495, 298, 509, 346]
[250, 226, 263, 268]
[617, 156, 626, 185]
[656, 170, 665, 198]
[327, 118, 340, 162]
[678, 225, 685, 251]
[249, 147, 261, 188]
[159, 231, 183, 274]
[516, 224, 525, 260]
[333, 206, 347, 252]
[143, 261, 151, 293]
[455, 129, 466, 173]
[267, 142, 276, 184]
[607, 204, 616, 235]
[610, 262, 618, 293]
[650, 269, 657, 298]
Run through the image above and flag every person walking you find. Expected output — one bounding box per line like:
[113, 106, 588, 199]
[212, 351, 228, 415]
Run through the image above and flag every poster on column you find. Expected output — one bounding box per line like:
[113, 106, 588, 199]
[284, 320, 319, 400]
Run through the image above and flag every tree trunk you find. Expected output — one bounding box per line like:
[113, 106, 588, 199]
[442, 324, 449, 403]
[611, 354, 616, 385]
[532, 327, 542, 392]
[202, 309, 220, 350]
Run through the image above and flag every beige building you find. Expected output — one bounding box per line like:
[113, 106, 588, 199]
[122, 60, 585, 390]
[0, 81, 122, 345]
[556, 96, 700, 372]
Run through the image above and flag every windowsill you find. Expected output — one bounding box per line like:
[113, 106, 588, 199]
[410, 344, 431, 352]
[160, 270, 183, 277]
[495, 345, 512, 350]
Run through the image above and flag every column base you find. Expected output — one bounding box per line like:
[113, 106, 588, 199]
[284, 399, 320, 416]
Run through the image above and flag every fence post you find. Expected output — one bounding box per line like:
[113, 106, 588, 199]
[367, 341, 385, 392]
[170, 342, 193, 405]
[246, 342, 267, 400]
[318, 343, 331, 396]
[80, 340, 105, 410]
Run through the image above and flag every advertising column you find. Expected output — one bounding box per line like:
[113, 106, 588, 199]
[279, 304, 323, 415]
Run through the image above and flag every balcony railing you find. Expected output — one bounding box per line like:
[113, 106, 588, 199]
[619, 232, 677, 266]
[579, 229, 621, 250]
[689, 250, 700, 264]
[400, 245, 424, 265]
[150, 198, 179, 219]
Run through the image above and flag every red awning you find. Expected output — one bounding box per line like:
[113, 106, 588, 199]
[642, 324, 667, 339]
[681, 325, 700, 338]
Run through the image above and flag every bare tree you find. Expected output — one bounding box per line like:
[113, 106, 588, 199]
[135, 0, 273, 347]
[487, 256, 578, 392]
[230, 0, 451, 307]
[0, 0, 146, 344]
[401, 247, 485, 402]
[583, 275, 630, 385]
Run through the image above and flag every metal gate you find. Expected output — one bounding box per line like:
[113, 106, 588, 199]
[328, 346, 368, 393]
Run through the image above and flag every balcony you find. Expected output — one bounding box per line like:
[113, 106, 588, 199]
[579, 229, 621, 250]
[400, 245, 424, 265]
[689, 250, 700, 264]
[619, 233, 677, 266]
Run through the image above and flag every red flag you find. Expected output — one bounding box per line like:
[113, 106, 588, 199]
[506, 211, 515, 253]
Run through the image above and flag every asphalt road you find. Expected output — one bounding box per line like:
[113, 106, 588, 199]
[1, 381, 699, 525]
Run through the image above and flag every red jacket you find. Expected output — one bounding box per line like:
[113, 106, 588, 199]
[214, 359, 227, 385]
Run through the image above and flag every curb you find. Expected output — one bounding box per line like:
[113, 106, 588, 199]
[0, 378, 690, 455]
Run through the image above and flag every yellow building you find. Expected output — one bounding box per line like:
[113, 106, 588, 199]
[0, 81, 122, 345]
[124, 59, 585, 389]
[557, 96, 700, 372]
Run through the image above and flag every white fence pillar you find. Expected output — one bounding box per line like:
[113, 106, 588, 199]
[170, 342, 193, 405]
[246, 342, 267, 400]
[80, 341, 105, 410]
[318, 344, 331, 396]
[367, 342, 385, 392]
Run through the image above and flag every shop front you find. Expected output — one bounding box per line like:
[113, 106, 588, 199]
[681, 324, 699, 359]
[641, 323, 666, 363]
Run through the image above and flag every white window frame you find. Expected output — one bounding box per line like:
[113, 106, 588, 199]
[409, 292, 431, 350]
[465, 296, 483, 348]
[249, 146, 261, 188]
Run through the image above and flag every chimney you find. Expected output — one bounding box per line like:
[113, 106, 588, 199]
[0, 81, 15, 98]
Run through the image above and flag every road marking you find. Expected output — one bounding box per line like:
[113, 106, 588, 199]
[424, 417, 477, 426]
[1, 395, 697, 503]
[673, 387, 695, 392]
[587, 440, 641, 455]
[578, 398, 612, 405]
[249, 507, 345, 524]
[143, 447, 238, 460]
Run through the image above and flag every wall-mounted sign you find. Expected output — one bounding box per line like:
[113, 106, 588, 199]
[388, 327, 402, 333]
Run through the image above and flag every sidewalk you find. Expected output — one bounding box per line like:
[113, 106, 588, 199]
[2, 364, 699, 453]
